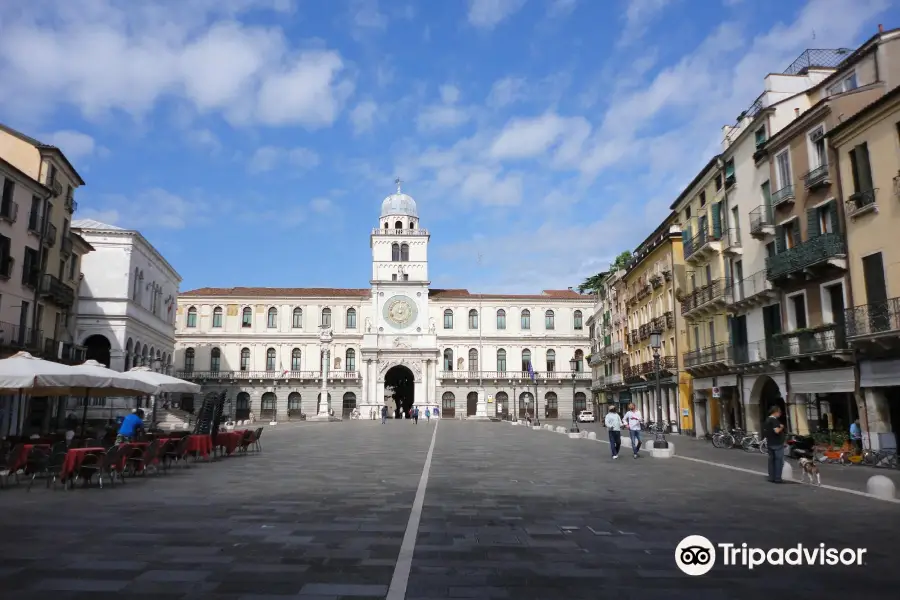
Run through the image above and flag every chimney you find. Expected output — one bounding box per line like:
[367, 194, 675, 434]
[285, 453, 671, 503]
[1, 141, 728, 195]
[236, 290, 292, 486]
[567, 286, 573, 291]
[879, 24, 884, 33]
[794, 107, 800, 118]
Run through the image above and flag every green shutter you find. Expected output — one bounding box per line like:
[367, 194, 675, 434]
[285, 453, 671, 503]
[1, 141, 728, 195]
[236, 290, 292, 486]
[857, 143, 874, 191]
[827, 200, 840, 234]
[806, 207, 820, 239]
[761, 181, 771, 207]
[792, 223, 801, 247]
[775, 225, 786, 254]
[711, 203, 722, 239]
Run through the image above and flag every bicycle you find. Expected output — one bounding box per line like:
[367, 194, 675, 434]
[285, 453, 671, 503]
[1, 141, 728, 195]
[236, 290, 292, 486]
[740, 432, 767, 454]
[862, 448, 898, 469]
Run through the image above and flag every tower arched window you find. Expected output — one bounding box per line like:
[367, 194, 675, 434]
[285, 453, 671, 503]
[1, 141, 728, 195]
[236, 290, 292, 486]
[392, 243, 400, 261]
[383, 221, 388, 229]
[546, 349, 556, 372]
[321, 308, 332, 327]
[184, 348, 195, 373]
[545, 310, 555, 330]
[212, 306, 223, 328]
[443, 309, 453, 329]
[241, 307, 252, 328]
[267, 307, 278, 328]
[210, 347, 221, 373]
[395, 220, 403, 229]
[521, 349, 532, 373]
[266, 348, 276, 372]
[468, 309, 478, 329]
[443, 348, 453, 371]
[240, 347, 250, 371]
[291, 348, 301, 371]
[292, 307, 302, 328]
[186, 306, 197, 328]
[346, 308, 357, 328]
[496, 309, 506, 330]
[468, 348, 478, 373]
[574, 349, 584, 372]
[521, 309, 531, 330]
[400, 243, 409, 261]
[497, 349, 507, 372]
[345, 348, 356, 372]
[574, 310, 583, 330]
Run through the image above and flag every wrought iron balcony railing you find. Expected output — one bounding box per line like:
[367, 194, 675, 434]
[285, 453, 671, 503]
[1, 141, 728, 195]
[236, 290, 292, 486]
[43, 338, 88, 364]
[176, 370, 355, 380]
[605, 373, 624, 386]
[638, 323, 651, 340]
[749, 205, 774, 237]
[44, 223, 58, 247]
[371, 228, 429, 236]
[765, 233, 845, 280]
[771, 324, 845, 358]
[683, 342, 732, 368]
[439, 370, 591, 381]
[771, 184, 795, 207]
[0, 322, 43, 351]
[844, 297, 900, 339]
[629, 329, 639, 346]
[637, 356, 677, 376]
[684, 229, 721, 261]
[39, 274, 76, 307]
[732, 340, 770, 365]
[846, 189, 877, 218]
[0, 200, 18, 223]
[727, 269, 772, 305]
[803, 164, 830, 189]
[681, 278, 731, 315]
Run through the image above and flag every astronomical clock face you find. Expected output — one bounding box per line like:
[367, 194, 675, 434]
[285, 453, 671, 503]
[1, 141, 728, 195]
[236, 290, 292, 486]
[383, 295, 417, 328]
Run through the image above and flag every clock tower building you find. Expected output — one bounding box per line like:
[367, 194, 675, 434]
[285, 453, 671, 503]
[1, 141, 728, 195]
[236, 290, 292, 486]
[360, 181, 439, 417]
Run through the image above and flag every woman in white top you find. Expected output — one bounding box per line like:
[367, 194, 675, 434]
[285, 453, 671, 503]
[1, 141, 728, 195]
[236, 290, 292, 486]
[622, 403, 643, 458]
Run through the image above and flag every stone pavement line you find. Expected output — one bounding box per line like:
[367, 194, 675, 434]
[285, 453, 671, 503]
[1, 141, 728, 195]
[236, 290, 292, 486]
[387, 418, 440, 600]
[541, 425, 900, 505]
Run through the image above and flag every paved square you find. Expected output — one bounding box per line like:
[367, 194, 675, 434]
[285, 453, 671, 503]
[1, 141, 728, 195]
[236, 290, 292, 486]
[0, 420, 896, 599]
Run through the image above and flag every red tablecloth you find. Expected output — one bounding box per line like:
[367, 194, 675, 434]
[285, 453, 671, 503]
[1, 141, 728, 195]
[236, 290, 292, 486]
[186, 435, 212, 458]
[10, 444, 50, 472]
[217, 430, 255, 455]
[60, 447, 105, 481]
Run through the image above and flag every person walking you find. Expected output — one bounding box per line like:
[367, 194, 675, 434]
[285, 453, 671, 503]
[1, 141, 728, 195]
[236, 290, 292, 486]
[765, 405, 786, 483]
[850, 418, 862, 453]
[425, 407, 431, 423]
[605, 406, 623, 459]
[622, 403, 643, 459]
[381, 404, 387, 424]
[413, 406, 419, 424]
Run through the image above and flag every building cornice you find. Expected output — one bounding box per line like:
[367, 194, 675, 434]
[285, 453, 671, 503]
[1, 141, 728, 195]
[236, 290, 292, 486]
[74, 227, 182, 283]
[0, 156, 52, 194]
[826, 83, 900, 145]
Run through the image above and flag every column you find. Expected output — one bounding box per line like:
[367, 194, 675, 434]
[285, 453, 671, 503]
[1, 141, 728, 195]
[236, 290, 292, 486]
[860, 388, 891, 450]
[318, 345, 330, 415]
[787, 392, 809, 435]
[361, 359, 368, 407]
[668, 386, 678, 428]
[693, 392, 708, 438]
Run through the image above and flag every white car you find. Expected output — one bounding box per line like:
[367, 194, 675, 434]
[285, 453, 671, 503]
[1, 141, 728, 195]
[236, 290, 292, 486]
[577, 410, 595, 423]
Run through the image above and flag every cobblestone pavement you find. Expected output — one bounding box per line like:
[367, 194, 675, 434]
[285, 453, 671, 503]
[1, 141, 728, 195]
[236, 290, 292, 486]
[0, 420, 896, 599]
[575, 420, 900, 490]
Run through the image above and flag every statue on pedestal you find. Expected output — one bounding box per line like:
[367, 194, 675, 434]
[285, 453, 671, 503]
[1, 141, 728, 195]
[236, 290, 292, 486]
[319, 327, 333, 343]
[428, 318, 436, 334]
[365, 317, 373, 332]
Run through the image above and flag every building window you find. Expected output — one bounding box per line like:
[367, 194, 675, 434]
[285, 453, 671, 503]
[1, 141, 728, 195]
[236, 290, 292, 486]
[346, 308, 357, 328]
[775, 150, 791, 190]
[267, 307, 278, 328]
[266, 348, 276, 372]
[521, 309, 531, 330]
[787, 292, 808, 330]
[321, 308, 331, 328]
[242, 307, 252, 328]
[574, 349, 584, 372]
[288, 393, 301, 412]
[395, 220, 402, 229]
[546, 349, 556, 372]
[783, 220, 798, 249]
[392, 243, 400, 261]
[848, 142, 874, 194]
[468, 309, 478, 329]
[443, 348, 453, 371]
[573, 310, 583, 330]
[754, 125, 767, 148]
[185, 307, 197, 328]
[210, 347, 221, 373]
[400, 243, 409, 261]
[392, 274, 398, 281]
[184, 348, 195, 372]
[291, 348, 301, 371]
[826, 71, 858, 96]
[521, 349, 531, 373]
[724, 158, 735, 186]
[292, 307, 302, 328]
[497, 349, 507, 372]
[240, 347, 250, 371]
[468, 348, 478, 372]
[444, 309, 453, 329]
[545, 310, 555, 330]
[496, 309, 506, 329]
[809, 126, 826, 169]
[403, 273, 409, 281]
[212, 307, 223, 328]
[346, 348, 356, 372]
[685, 206, 691, 220]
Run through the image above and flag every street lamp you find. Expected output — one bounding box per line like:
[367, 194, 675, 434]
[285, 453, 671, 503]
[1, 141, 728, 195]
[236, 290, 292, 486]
[569, 357, 579, 432]
[649, 329, 669, 449]
[150, 358, 162, 425]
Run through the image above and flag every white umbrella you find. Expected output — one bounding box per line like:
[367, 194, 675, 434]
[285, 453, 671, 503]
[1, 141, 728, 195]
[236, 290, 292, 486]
[0, 351, 124, 395]
[123, 366, 201, 394]
[68, 360, 157, 397]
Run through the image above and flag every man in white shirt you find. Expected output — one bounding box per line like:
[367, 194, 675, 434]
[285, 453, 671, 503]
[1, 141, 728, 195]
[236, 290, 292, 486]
[604, 406, 623, 459]
[622, 403, 643, 459]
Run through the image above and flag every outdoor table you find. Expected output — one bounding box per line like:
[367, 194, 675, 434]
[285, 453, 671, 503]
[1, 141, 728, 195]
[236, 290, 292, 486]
[60, 447, 105, 482]
[216, 431, 245, 456]
[186, 434, 212, 458]
[10, 444, 50, 472]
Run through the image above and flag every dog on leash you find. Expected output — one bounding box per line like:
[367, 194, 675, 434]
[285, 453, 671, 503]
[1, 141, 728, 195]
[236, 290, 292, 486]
[798, 457, 821, 486]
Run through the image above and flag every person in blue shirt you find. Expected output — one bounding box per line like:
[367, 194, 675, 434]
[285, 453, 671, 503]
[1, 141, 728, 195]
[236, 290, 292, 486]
[116, 409, 145, 444]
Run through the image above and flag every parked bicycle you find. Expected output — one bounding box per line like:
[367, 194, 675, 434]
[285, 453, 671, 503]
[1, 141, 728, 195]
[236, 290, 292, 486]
[862, 448, 899, 469]
[740, 432, 767, 454]
[712, 427, 745, 449]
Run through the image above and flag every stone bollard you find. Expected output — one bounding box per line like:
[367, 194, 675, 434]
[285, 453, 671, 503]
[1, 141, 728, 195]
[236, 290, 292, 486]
[781, 461, 793, 481]
[580, 431, 588, 439]
[556, 426, 567, 434]
[568, 432, 580, 439]
[866, 475, 896, 500]
[587, 432, 597, 440]
[545, 424, 553, 431]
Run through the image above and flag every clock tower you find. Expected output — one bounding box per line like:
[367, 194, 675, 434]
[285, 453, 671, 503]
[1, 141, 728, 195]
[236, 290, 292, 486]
[361, 180, 439, 417]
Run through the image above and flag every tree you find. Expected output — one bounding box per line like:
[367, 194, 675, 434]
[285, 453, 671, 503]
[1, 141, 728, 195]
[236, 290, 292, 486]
[612, 250, 632, 271]
[576, 250, 634, 295]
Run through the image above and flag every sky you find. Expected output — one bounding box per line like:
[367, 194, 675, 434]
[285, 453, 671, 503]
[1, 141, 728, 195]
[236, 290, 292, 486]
[0, 0, 894, 294]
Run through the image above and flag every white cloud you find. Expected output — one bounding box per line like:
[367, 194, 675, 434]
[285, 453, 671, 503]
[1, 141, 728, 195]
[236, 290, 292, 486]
[467, 0, 527, 29]
[547, 0, 577, 17]
[185, 128, 221, 153]
[310, 197, 333, 213]
[79, 188, 211, 230]
[416, 85, 472, 133]
[617, 0, 675, 47]
[350, 0, 388, 32]
[439, 84, 461, 104]
[350, 100, 379, 134]
[248, 146, 320, 173]
[41, 130, 98, 161]
[486, 77, 525, 108]
[0, 1, 354, 128]
[489, 113, 590, 164]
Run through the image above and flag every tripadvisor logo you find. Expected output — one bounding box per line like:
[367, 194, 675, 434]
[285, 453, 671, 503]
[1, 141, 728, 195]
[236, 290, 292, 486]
[675, 535, 867, 575]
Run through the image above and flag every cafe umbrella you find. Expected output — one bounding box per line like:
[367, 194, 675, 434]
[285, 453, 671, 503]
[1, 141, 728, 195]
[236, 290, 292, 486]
[118, 366, 200, 424]
[66, 360, 158, 433]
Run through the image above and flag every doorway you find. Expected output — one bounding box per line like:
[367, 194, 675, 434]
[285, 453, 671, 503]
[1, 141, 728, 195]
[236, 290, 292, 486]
[466, 392, 478, 416]
[385, 365, 415, 418]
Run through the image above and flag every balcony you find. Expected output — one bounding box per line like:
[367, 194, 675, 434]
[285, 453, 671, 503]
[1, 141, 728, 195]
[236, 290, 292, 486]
[637, 283, 652, 300]
[43, 223, 58, 248]
[591, 376, 605, 391]
[628, 329, 639, 346]
[639, 323, 651, 341]
[846, 189, 877, 219]
[60, 234, 73, 256]
[680, 278, 732, 318]
[771, 324, 846, 359]
[636, 356, 677, 378]
[684, 229, 722, 264]
[765, 232, 846, 282]
[0, 200, 18, 223]
[732, 340, 772, 367]
[176, 370, 354, 381]
[845, 297, 900, 342]
[43, 338, 87, 364]
[749, 205, 774, 238]
[722, 228, 742, 256]
[803, 164, 831, 189]
[623, 364, 642, 382]
[649, 274, 663, 289]
[726, 270, 776, 311]
[607, 340, 625, 356]
[371, 228, 429, 237]
[0, 322, 43, 353]
[683, 342, 733, 373]
[439, 370, 591, 383]
[589, 351, 604, 366]
[771, 184, 795, 208]
[65, 192, 77, 213]
[605, 373, 624, 387]
[40, 274, 76, 308]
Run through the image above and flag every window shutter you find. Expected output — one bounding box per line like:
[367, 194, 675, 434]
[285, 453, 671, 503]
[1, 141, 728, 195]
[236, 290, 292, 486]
[761, 181, 771, 208]
[682, 226, 692, 253]
[775, 225, 786, 254]
[849, 147, 861, 191]
[827, 200, 840, 235]
[792, 223, 801, 247]
[711, 203, 722, 239]
[857, 143, 874, 191]
[806, 208, 820, 239]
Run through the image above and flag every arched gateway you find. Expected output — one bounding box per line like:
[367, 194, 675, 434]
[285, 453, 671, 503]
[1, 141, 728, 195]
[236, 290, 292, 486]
[385, 364, 415, 418]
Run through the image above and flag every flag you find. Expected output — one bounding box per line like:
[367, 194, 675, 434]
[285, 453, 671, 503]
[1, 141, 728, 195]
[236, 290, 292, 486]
[281, 361, 288, 377]
[527, 361, 535, 381]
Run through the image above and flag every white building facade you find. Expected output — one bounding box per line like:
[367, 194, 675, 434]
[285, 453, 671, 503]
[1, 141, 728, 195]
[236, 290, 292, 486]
[173, 188, 592, 420]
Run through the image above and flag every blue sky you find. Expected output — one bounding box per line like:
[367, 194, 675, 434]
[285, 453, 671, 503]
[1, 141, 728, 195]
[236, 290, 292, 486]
[0, 0, 893, 293]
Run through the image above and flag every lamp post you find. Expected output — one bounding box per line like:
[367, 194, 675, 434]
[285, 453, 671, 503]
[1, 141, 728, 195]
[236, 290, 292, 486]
[569, 357, 579, 433]
[649, 329, 669, 449]
[150, 358, 162, 425]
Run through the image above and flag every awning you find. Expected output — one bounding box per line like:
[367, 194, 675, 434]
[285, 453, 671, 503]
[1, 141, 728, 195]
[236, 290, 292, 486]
[860, 359, 900, 388]
[693, 377, 714, 389]
[790, 367, 855, 394]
